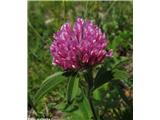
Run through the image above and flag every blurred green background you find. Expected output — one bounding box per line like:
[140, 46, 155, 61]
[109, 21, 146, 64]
[28, 1, 132, 119]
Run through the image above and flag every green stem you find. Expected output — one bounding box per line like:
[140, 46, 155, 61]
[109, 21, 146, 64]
[84, 68, 98, 120]
[88, 87, 97, 120]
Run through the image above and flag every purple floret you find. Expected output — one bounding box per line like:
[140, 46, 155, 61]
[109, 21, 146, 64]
[50, 18, 112, 70]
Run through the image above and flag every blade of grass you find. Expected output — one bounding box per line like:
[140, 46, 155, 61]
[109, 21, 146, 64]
[28, 20, 41, 39]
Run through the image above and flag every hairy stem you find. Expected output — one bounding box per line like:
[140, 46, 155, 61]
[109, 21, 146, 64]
[88, 86, 97, 120]
[84, 68, 98, 120]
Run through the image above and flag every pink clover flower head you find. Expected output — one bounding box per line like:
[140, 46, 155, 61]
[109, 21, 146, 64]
[50, 18, 112, 70]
